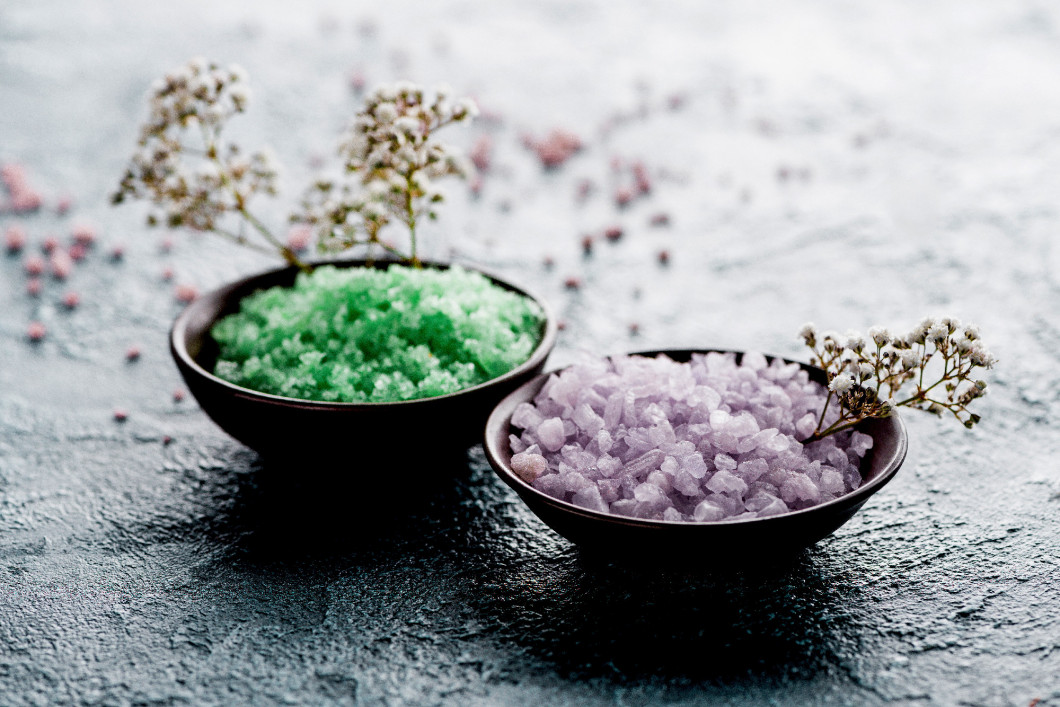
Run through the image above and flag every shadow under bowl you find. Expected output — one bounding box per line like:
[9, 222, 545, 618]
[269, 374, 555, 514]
[483, 349, 908, 560]
[171, 258, 558, 462]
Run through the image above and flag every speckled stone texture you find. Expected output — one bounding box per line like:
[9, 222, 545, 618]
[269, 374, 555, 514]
[1, 1, 1058, 705]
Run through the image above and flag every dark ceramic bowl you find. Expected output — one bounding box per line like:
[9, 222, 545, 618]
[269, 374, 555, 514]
[171, 258, 558, 460]
[484, 349, 908, 559]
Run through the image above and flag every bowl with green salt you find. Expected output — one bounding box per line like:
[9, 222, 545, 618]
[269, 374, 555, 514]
[171, 259, 557, 460]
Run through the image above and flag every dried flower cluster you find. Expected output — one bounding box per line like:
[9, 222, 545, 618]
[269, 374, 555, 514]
[112, 58, 298, 264]
[298, 82, 477, 265]
[799, 317, 996, 440]
[113, 59, 475, 269]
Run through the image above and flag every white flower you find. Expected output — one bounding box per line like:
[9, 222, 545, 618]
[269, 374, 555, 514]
[433, 83, 452, 102]
[845, 331, 866, 352]
[393, 80, 417, 97]
[188, 56, 208, 75]
[228, 63, 248, 83]
[392, 116, 420, 138]
[374, 102, 398, 123]
[229, 85, 251, 110]
[453, 97, 479, 120]
[868, 326, 891, 347]
[202, 103, 226, 125]
[900, 349, 919, 369]
[829, 375, 854, 394]
[968, 343, 997, 368]
[928, 323, 948, 345]
[196, 162, 221, 183]
[371, 84, 397, 102]
[798, 323, 816, 345]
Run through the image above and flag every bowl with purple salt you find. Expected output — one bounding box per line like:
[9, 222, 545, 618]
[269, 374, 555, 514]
[484, 350, 907, 558]
[171, 258, 557, 460]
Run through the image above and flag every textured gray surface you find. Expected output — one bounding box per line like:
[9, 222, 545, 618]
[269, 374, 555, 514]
[1, 1, 1059, 705]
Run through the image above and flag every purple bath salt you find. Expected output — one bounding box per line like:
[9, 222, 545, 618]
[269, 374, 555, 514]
[508, 352, 874, 523]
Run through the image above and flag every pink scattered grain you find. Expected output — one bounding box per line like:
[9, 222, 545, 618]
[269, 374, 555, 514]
[113, 409, 128, 422]
[470, 135, 493, 172]
[657, 249, 671, 265]
[581, 235, 594, 255]
[62, 291, 80, 309]
[49, 251, 73, 279]
[604, 226, 623, 242]
[615, 187, 634, 208]
[175, 283, 198, 303]
[649, 212, 671, 227]
[69, 243, 87, 261]
[24, 255, 45, 276]
[161, 267, 174, 281]
[159, 236, 174, 253]
[27, 321, 46, 341]
[286, 225, 312, 253]
[109, 244, 125, 261]
[632, 162, 651, 194]
[56, 194, 74, 215]
[529, 129, 583, 169]
[564, 276, 582, 290]
[26, 278, 42, 297]
[10, 189, 42, 213]
[4, 225, 26, 252]
[173, 389, 186, 403]
[71, 223, 96, 246]
[125, 345, 141, 362]
[1, 163, 27, 185]
[42, 236, 59, 253]
[349, 68, 366, 92]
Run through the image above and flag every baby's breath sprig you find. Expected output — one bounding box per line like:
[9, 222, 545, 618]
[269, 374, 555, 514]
[114, 60, 476, 271]
[799, 317, 996, 441]
[112, 58, 306, 269]
[296, 81, 477, 266]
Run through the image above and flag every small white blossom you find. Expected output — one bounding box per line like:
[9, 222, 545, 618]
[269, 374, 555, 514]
[829, 375, 854, 394]
[798, 323, 816, 346]
[868, 326, 891, 347]
[928, 323, 948, 345]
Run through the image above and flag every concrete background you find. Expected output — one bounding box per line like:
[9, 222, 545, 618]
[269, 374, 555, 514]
[1, 1, 1058, 704]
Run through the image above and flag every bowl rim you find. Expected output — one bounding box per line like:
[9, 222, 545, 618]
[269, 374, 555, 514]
[483, 348, 909, 529]
[170, 257, 559, 410]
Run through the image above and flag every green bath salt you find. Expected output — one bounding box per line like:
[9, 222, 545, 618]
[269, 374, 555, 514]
[210, 264, 545, 402]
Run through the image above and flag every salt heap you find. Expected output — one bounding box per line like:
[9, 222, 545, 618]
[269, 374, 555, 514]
[211, 264, 544, 402]
[508, 352, 873, 522]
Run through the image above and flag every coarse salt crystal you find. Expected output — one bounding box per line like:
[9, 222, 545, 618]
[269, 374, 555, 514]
[511, 452, 548, 483]
[706, 469, 749, 496]
[537, 417, 566, 452]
